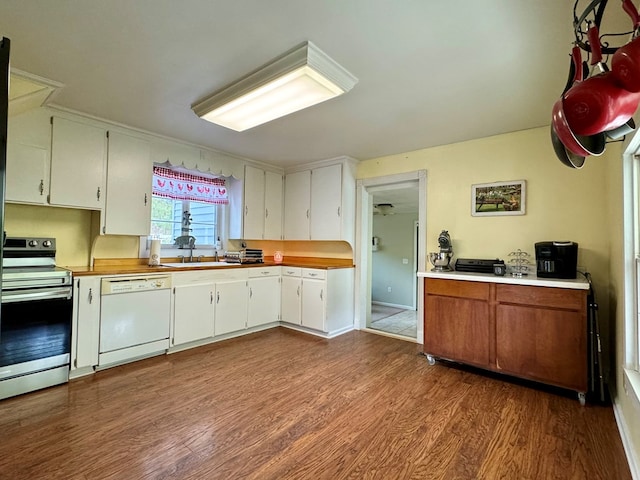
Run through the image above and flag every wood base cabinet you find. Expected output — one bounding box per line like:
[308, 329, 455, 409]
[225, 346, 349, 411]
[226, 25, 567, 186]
[424, 278, 588, 399]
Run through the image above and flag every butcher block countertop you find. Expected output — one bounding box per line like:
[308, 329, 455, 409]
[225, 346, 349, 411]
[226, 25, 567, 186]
[66, 257, 355, 277]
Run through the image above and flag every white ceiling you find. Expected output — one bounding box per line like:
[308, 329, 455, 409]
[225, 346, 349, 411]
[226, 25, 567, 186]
[0, 1, 633, 168]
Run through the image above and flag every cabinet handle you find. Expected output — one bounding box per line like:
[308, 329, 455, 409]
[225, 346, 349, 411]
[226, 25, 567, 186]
[320, 289, 323, 301]
[261, 271, 269, 275]
[249, 287, 253, 299]
[88, 288, 93, 304]
[306, 209, 310, 219]
[39, 179, 44, 195]
[210, 291, 213, 304]
[96, 187, 101, 201]
[245, 205, 248, 216]
[144, 193, 148, 205]
[265, 208, 269, 219]
[216, 291, 220, 304]
[337, 206, 341, 217]
[309, 273, 318, 277]
[297, 286, 300, 297]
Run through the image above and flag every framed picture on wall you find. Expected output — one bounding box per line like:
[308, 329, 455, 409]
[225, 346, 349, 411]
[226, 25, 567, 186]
[471, 180, 526, 217]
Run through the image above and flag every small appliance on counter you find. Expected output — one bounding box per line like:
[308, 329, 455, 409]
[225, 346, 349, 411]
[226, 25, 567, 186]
[454, 258, 505, 274]
[535, 241, 578, 279]
[429, 230, 453, 271]
[224, 248, 264, 264]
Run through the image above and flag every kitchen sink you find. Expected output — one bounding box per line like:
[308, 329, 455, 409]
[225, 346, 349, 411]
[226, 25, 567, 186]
[160, 261, 231, 268]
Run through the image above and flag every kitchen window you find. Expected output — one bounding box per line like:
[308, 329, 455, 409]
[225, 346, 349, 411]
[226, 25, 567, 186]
[150, 165, 228, 247]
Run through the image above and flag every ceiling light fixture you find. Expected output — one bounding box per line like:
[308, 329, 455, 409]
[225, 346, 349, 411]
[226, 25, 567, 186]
[374, 203, 395, 216]
[191, 41, 358, 132]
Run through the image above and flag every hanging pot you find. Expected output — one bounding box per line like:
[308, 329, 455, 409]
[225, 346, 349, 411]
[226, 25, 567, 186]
[612, 0, 640, 91]
[551, 124, 586, 168]
[552, 96, 606, 157]
[564, 25, 640, 136]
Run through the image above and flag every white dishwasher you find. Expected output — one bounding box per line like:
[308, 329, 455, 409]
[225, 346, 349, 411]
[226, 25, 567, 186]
[99, 275, 172, 368]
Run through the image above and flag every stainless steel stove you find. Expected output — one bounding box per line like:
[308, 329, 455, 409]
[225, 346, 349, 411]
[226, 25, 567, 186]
[0, 237, 73, 400]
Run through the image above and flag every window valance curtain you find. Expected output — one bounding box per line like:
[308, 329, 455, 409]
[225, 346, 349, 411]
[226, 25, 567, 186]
[152, 166, 228, 204]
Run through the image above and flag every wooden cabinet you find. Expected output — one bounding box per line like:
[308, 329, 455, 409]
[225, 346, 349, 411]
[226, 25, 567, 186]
[6, 108, 51, 205]
[424, 280, 490, 368]
[495, 284, 587, 392]
[103, 131, 152, 235]
[283, 158, 356, 245]
[215, 279, 248, 336]
[70, 276, 101, 378]
[49, 116, 106, 209]
[281, 268, 302, 325]
[173, 283, 214, 346]
[247, 267, 281, 328]
[423, 277, 588, 396]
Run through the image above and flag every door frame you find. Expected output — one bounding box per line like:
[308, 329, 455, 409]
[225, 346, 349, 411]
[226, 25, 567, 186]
[354, 170, 427, 343]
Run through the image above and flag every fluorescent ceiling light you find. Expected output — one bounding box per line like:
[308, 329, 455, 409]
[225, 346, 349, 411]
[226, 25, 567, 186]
[191, 41, 358, 132]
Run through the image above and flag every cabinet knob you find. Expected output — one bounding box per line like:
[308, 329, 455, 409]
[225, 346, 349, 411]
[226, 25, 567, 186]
[96, 187, 101, 201]
[39, 179, 44, 195]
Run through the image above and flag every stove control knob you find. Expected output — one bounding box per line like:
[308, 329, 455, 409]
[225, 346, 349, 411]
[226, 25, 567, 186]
[43, 240, 52, 248]
[28, 240, 38, 247]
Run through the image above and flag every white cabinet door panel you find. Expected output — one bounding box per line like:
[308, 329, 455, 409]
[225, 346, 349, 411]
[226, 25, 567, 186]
[6, 143, 48, 204]
[281, 276, 301, 325]
[247, 276, 280, 328]
[302, 278, 325, 331]
[243, 165, 265, 240]
[284, 170, 311, 240]
[173, 283, 215, 346]
[215, 280, 248, 336]
[264, 171, 283, 240]
[310, 164, 342, 240]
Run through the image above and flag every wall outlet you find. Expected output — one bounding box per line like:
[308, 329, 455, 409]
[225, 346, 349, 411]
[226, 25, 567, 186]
[387, 286, 392, 293]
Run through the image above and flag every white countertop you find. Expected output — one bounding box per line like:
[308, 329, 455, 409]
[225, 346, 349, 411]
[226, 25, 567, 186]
[417, 270, 590, 290]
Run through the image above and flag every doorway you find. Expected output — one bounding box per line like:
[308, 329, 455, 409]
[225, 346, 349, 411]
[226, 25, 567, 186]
[355, 171, 427, 343]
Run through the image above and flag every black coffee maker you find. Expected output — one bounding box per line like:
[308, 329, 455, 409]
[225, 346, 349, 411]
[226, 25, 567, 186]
[535, 241, 578, 279]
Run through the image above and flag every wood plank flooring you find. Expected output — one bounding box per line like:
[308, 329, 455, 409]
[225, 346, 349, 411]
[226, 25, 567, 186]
[0, 328, 631, 479]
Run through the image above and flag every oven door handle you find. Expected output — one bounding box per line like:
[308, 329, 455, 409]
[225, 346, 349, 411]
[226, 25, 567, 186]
[1, 287, 73, 303]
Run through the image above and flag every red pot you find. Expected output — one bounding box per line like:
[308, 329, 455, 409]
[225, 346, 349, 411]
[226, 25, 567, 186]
[612, 35, 640, 92]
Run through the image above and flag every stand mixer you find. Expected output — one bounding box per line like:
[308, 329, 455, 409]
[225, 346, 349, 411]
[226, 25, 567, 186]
[429, 230, 453, 271]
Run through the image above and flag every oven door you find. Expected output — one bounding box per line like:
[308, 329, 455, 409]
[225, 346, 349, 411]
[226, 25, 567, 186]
[0, 285, 73, 380]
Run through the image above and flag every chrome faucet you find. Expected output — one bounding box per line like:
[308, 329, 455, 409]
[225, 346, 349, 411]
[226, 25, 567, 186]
[174, 235, 197, 262]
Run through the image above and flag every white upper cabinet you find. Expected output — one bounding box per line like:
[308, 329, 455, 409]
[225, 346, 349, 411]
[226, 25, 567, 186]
[6, 108, 51, 205]
[310, 164, 342, 240]
[243, 165, 266, 239]
[283, 158, 356, 245]
[103, 131, 152, 236]
[243, 166, 283, 240]
[49, 116, 106, 209]
[284, 170, 311, 240]
[264, 171, 283, 240]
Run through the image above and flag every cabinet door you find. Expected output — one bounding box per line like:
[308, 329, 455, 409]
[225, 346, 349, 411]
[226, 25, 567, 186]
[496, 304, 587, 391]
[424, 295, 490, 367]
[243, 165, 265, 240]
[6, 143, 48, 204]
[72, 277, 101, 372]
[173, 283, 215, 346]
[310, 164, 342, 240]
[302, 278, 326, 331]
[104, 131, 152, 235]
[281, 276, 302, 325]
[50, 116, 106, 209]
[284, 170, 311, 240]
[215, 280, 248, 336]
[264, 171, 283, 240]
[247, 276, 280, 328]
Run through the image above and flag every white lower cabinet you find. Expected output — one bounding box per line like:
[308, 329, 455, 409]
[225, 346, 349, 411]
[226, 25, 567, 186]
[173, 283, 214, 346]
[281, 268, 302, 325]
[247, 267, 281, 328]
[285, 267, 355, 335]
[70, 276, 101, 377]
[215, 279, 248, 335]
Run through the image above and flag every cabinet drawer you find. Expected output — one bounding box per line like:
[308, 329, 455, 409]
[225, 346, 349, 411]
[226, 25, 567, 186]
[282, 267, 302, 277]
[248, 266, 280, 278]
[424, 278, 489, 301]
[496, 284, 586, 311]
[302, 268, 326, 280]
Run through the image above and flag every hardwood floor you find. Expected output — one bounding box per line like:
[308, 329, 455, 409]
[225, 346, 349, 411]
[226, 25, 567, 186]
[0, 328, 631, 479]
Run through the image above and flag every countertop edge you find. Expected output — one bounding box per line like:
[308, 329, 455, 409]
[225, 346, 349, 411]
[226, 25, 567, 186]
[417, 270, 590, 290]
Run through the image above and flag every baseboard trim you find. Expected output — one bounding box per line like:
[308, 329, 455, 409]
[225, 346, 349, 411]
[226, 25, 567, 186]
[613, 397, 640, 480]
[372, 301, 414, 310]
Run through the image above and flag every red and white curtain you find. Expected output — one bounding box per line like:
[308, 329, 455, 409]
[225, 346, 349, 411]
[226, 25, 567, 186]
[152, 166, 228, 204]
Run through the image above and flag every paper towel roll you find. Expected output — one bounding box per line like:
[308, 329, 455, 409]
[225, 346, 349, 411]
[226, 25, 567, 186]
[149, 239, 161, 266]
